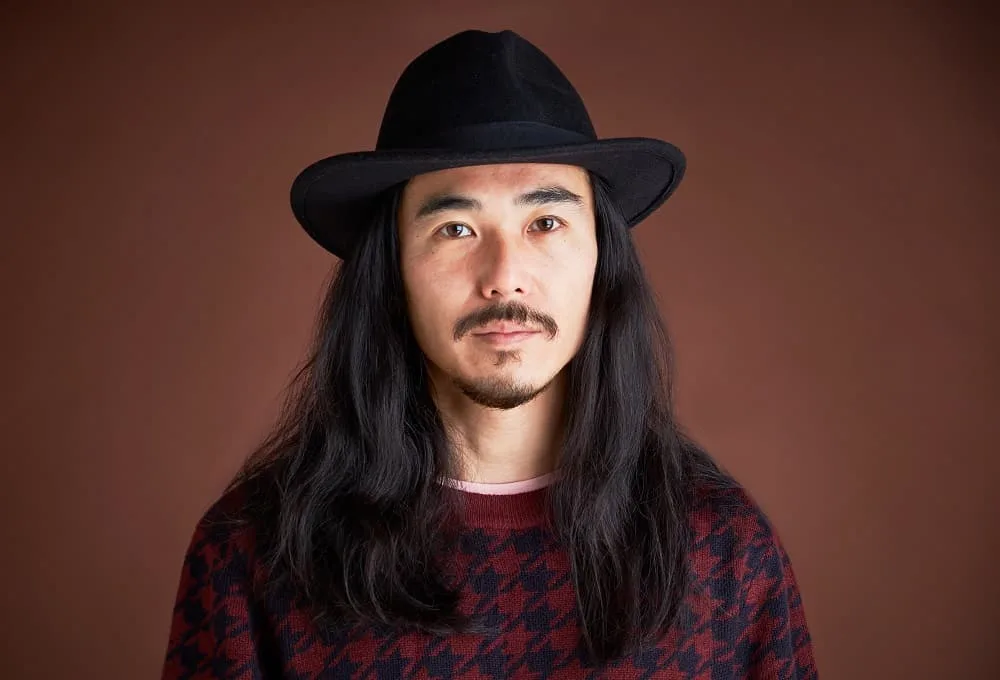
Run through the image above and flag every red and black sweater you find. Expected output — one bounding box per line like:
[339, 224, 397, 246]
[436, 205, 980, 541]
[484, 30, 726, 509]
[162, 480, 817, 678]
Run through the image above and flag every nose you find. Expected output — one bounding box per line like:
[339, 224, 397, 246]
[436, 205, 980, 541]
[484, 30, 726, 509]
[477, 232, 531, 300]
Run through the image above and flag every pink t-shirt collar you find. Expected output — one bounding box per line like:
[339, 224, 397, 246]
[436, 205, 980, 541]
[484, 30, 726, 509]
[440, 470, 559, 495]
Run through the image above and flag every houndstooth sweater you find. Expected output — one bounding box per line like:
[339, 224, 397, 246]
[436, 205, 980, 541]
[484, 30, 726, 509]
[161, 477, 817, 679]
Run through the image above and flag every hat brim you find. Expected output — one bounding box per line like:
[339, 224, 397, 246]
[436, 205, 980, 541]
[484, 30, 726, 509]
[290, 137, 685, 259]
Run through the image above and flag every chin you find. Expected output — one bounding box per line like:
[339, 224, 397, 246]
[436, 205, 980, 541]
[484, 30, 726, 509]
[447, 363, 557, 409]
[454, 376, 549, 410]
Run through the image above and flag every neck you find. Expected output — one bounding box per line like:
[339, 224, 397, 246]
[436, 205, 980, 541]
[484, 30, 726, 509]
[430, 369, 567, 484]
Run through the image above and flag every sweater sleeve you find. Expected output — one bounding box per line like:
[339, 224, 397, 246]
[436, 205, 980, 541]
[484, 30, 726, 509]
[161, 507, 266, 680]
[746, 532, 818, 680]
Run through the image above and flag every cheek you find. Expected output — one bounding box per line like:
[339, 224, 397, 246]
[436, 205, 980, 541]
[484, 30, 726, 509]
[552, 254, 597, 341]
[402, 261, 457, 347]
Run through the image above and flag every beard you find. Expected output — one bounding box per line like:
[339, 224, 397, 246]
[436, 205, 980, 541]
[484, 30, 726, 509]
[451, 351, 554, 409]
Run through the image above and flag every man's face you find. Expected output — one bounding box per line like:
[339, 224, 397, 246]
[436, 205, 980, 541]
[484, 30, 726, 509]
[398, 163, 598, 409]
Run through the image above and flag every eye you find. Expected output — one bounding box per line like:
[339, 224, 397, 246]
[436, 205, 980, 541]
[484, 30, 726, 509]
[529, 216, 564, 232]
[438, 223, 473, 238]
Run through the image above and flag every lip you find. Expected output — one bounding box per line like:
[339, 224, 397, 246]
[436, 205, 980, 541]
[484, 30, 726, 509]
[472, 323, 539, 335]
[470, 327, 541, 346]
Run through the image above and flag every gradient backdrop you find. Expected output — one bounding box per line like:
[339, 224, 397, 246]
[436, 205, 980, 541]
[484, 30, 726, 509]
[2, 2, 996, 678]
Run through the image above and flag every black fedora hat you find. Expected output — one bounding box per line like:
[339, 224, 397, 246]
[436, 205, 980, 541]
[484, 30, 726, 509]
[290, 29, 686, 260]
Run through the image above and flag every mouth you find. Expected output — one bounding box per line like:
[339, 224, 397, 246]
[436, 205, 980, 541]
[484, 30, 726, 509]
[472, 323, 539, 335]
[470, 326, 541, 346]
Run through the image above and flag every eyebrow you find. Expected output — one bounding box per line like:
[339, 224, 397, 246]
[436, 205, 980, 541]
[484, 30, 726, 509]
[414, 185, 586, 219]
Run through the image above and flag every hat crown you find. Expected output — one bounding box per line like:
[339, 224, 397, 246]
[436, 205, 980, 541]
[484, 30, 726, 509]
[376, 30, 597, 151]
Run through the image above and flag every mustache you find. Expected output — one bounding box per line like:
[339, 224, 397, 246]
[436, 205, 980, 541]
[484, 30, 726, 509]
[453, 301, 559, 341]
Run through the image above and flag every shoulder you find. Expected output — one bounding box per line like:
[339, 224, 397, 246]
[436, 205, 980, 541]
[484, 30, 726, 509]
[191, 479, 256, 539]
[163, 480, 279, 676]
[687, 483, 796, 593]
[178, 479, 264, 587]
[684, 484, 818, 675]
[689, 484, 779, 548]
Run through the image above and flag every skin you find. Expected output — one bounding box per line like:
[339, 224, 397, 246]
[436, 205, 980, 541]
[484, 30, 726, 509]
[397, 163, 598, 484]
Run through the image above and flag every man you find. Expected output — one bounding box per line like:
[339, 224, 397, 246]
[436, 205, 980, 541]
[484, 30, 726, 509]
[162, 30, 817, 679]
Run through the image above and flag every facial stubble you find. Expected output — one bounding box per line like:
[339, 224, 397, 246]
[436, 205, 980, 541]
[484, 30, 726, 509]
[452, 349, 553, 410]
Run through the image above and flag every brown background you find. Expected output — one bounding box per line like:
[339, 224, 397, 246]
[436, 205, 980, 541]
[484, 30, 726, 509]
[1, 1, 996, 678]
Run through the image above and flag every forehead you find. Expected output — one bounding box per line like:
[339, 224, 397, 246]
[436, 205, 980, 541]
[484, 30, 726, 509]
[401, 163, 591, 202]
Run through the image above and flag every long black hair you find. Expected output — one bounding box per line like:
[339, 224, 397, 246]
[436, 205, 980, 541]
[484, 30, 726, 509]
[225, 171, 735, 664]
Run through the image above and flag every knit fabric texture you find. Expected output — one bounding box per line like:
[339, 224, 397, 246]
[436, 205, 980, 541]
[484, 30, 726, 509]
[162, 481, 817, 678]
